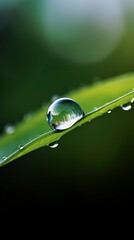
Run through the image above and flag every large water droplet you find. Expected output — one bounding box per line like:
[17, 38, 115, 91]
[121, 103, 132, 111]
[4, 124, 15, 134]
[18, 145, 24, 150]
[49, 141, 59, 148]
[46, 98, 84, 130]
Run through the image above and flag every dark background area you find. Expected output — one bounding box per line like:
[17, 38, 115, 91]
[0, 0, 134, 212]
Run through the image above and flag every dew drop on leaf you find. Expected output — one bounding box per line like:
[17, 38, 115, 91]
[46, 98, 84, 130]
[49, 141, 59, 148]
[51, 95, 59, 102]
[107, 109, 112, 113]
[121, 103, 132, 111]
[23, 113, 32, 121]
[4, 124, 15, 134]
[18, 145, 24, 150]
[131, 98, 134, 104]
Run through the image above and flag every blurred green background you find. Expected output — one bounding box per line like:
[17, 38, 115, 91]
[0, 0, 134, 211]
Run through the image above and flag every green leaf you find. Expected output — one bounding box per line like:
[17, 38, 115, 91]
[0, 73, 134, 167]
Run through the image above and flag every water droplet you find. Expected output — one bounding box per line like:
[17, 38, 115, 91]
[107, 109, 112, 114]
[23, 113, 32, 121]
[18, 145, 24, 150]
[49, 141, 59, 148]
[94, 107, 98, 111]
[131, 98, 134, 104]
[51, 95, 59, 102]
[46, 98, 84, 130]
[2, 156, 6, 161]
[121, 103, 132, 111]
[4, 124, 15, 134]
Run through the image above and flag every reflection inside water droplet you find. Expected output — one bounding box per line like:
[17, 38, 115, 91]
[46, 98, 84, 130]
[4, 124, 15, 134]
[49, 141, 59, 148]
[121, 103, 132, 111]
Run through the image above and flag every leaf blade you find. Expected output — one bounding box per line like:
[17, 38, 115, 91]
[0, 73, 134, 166]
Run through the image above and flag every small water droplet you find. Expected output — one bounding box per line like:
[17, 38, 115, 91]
[18, 145, 24, 150]
[94, 107, 98, 111]
[46, 98, 84, 130]
[49, 141, 59, 148]
[2, 156, 6, 161]
[23, 113, 32, 121]
[4, 124, 15, 134]
[107, 109, 112, 114]
[121, 103, 132, 111]
[51, 95, 59, 102]
[131, 98, 134, 104]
